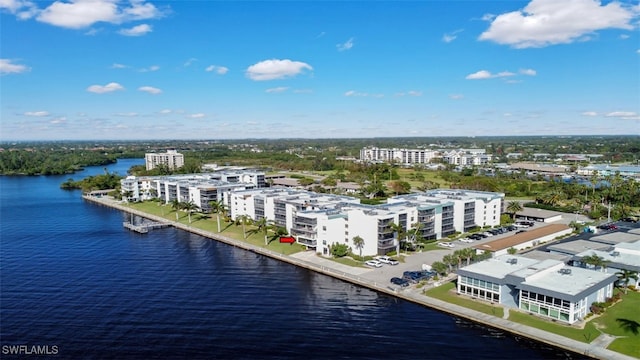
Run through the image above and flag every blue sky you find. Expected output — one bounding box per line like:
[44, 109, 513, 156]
[1, 0, 639, 140]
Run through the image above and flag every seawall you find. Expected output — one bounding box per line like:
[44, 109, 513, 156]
[83, 195, 635, 360]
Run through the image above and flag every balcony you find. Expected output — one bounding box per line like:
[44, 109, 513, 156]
[378, 239, 395, 250]
[297, 237, 316, 247]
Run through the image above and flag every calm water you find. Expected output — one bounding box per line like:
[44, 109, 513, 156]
[0, 159, 583, 359]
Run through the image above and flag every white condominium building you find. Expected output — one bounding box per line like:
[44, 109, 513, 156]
[359, 147, 439, 165]
[145, 150, 185, 170]
[228, 187, 505, 257]
[441, 149, 492, 166]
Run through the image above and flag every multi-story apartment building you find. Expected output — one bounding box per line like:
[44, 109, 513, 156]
[359, 147, 439, 165]
[441, 149, 492, 166]
[228, 187, 504, 257]
[144, 150, 185, 171]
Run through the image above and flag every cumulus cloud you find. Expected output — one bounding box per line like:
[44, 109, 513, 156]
[4, 0, 167, 29]
[442, 29, 463, 43]
[337, 37, 354, 51]
[479, 0, 637, 48]
[86, 82, 124, 93]
[344, 90, 383, 97]
[205, 65, 229, 74]
[50, 116, 66, 124]
[119, 23, 152, 36]
[0, 58, 29, 74]
[138, 86, 161, 94]
[24, 111, 50, 116]
[246, 59, 312, 81]
[188, 113, 205, 119]
[519, 68, 537, 76]
[465, 70, 516, 80]
[581, 111, 598, 116]
[111, 63, 128, 69]
[265, 87, 288, 93]
[183, 58, 197, 67]
[114, 112, 138, 117]
[158, 109, 172, 114]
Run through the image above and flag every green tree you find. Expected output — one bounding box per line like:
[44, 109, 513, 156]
[615, 269, 639, 294]
[235, 214, 251, 239]
[209, 200, 227, 232]
[170, 198, 181, 220]
[581, 253, 610, 272]
[352, 235, 365, 261]
[507, 247, 518, 255]
[330, 243, 350, 258]
[506, 201, 523, 221]
[431, 261, 448, 276]
[182, 201, 198, 224]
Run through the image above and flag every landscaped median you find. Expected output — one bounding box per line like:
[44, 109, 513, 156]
[424, 281, 640, 359]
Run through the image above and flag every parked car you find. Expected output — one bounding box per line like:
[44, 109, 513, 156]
[365, 259, 383, 268]
[597, 223, 618, 230]
[390, 277, 409, 287]
[516, 230, 527, 234]
[459, 237, 474, 243]
[376, 255, 399, 265]
[437, 242, 455, 248]
[622, 217, 638, 223]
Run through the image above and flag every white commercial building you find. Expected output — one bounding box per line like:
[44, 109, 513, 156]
[145, 150, 185, 171]
[457, 255, 617, 324]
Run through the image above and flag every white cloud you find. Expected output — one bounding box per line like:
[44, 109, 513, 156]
[138, 86, 161, 94]
[205, 65, 229, 74]
[111, 63, 128, 69]
[519, 68, 537, 76]
[139, 65, 159, 72]
[246, 59, 312, 81]
[24, 111, 50, 116]
[119, 23, 152, 36]
[465, 70, 516, 80]
[188, 113, 205, 119]
[293, 89, 313, 94]
[479, 0, 637, 48]
[449, 94, 464, 100]
[337, 37, 354, 51]
[1, 0, 38, 19]
[605, 111, 638, 119]
[86, 82, 124, 93]
[442, 29, 463, 43]
[0, 58, 29, 74]
[50, 116, 66, 124]
[582, 111, 598, 116]
[28, 0, 164, 29]
[158, 109, 172, 114]
[265, 87, 288, 93]
[115, 112, 138, 117]
[183, 58, 197, 67]
[345, 90, 368, 97]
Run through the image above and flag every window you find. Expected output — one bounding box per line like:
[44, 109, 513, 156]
[322, 226, 326, 231]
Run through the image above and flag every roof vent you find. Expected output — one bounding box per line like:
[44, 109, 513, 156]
[611, 251, 620, 257]
[507, 258, 518, 264]
[558, 268, 572, 275]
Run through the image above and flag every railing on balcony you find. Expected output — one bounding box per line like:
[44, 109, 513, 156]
[297, 237, 317, 247]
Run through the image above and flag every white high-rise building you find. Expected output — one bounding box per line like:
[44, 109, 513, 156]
[145, 150, 185, 171]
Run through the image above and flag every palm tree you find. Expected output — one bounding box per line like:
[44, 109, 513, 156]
[235, 215, 251, 239]
[615, 269, 639, 294]
[431, 261, 448, 276]
[581, 253, 610, 272]
[389, 221, 406, 254]
[182, 201, 198, 224]
[170, 198, 181, 220]
[352, 235, 365, 261]
[209, 200, 227, 232]
[249, 217, 273, 245]
[460, 247, 475, 266]
[442, 254, 457, 273]
[506, 201, 523, 221]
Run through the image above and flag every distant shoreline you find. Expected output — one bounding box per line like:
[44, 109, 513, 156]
[83, 194, 634, 360]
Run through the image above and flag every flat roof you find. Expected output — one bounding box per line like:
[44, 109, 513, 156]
[591, 232, 640, 245]
[516, 207, 564, 220]
[546, 239, 611, 255]
[519, 266, 617, 302]
[520, 250, 570, 262]
[474, 224, 571, 252]
[457, 255, 538, 284]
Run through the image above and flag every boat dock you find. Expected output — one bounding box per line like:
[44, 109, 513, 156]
[123, 221, 170, 233]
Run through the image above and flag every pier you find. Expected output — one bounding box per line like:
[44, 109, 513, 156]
[123, 221, 171, 233]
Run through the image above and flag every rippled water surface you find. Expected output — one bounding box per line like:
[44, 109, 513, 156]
[1, 159, 584, 359]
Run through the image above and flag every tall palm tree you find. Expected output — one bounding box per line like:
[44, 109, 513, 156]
[506, 201, 523, 221]
[389, 221, 406, 254]
[182, 201, 198, 224]
[352, 235, 365, 261]
[170, 198, 181, 220]
[615, 269, 639, 294]
[249, 217, 273, 245]
[209, 200, 227, 232]
[236, 215, 251, 239]
[442, 254, 457, 273]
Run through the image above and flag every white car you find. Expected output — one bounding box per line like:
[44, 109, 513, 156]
[437, 242, 455, 248]
[459, 238, 474, 243]
[375, 255, 399, 265]
[365, 259, 383, 268]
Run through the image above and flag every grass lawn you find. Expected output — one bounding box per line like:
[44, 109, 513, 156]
[424, 282, 504, 318]
[507, 310, 599, 344]
[125, 201, 306, 256]
[593, 291, 640, 358]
